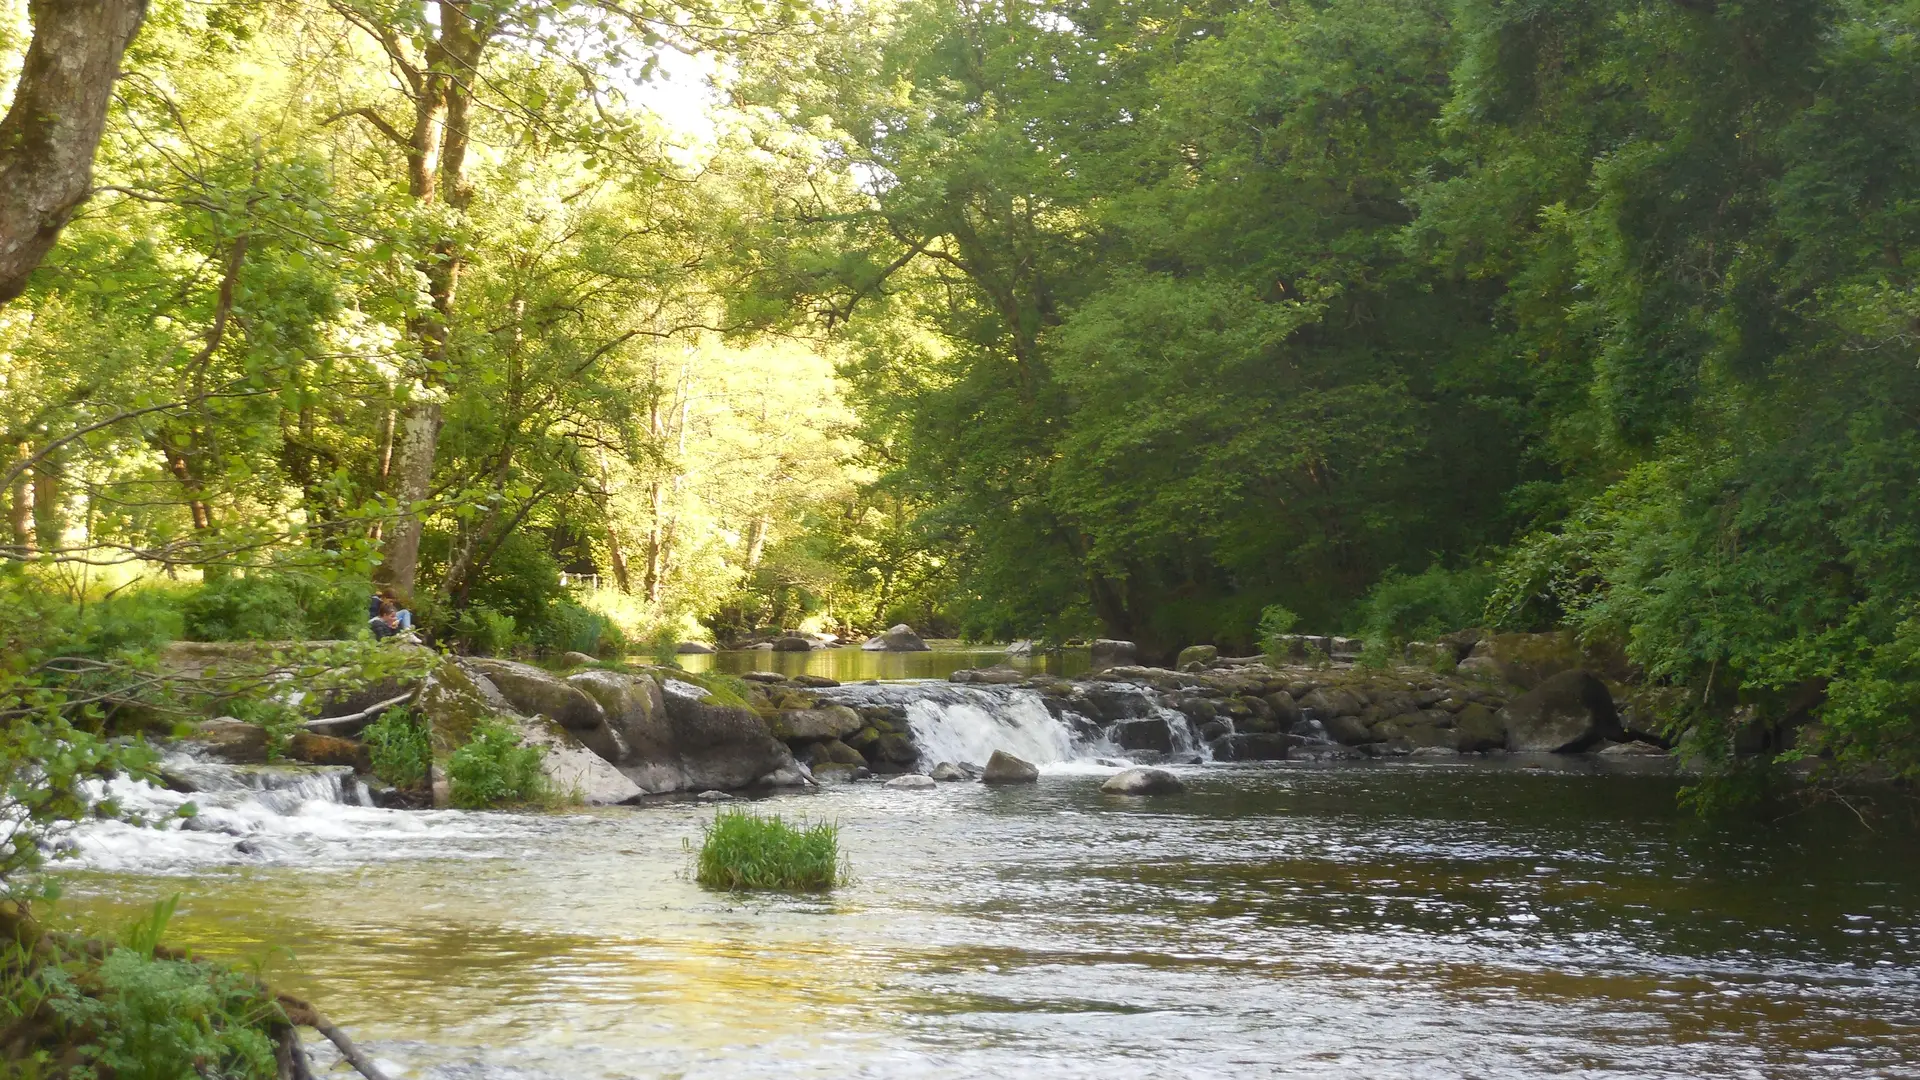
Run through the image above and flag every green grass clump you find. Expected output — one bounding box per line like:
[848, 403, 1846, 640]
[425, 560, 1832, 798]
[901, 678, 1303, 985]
[692, 809, 845, 892]
[362, 708, 431, 788]
[446, 719, 547, 808]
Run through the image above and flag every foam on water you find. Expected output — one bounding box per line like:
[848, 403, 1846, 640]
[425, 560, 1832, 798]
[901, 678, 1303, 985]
[59, 756, 543, 876]
[820, 682, 1116, 770]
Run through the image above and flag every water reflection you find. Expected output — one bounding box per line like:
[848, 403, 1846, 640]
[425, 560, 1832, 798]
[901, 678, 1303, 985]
[678, 644, 1091, 682]
[58, 765, 1920, 1078]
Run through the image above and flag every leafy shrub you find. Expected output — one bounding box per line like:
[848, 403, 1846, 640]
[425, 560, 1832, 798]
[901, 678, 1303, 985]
[1351, 564, 1497, 645]
[178, 571, 369, 642]
[540, 599, 623, 657]
[452, 604, 517, 656]
[692, 809, 844, 892]
[1256, 603, 1298, 662]
[362, 708, 430, 789]
[647, 626, 682, 667]
[446, 720, 546, 808]
[8, 897, 280, 1080]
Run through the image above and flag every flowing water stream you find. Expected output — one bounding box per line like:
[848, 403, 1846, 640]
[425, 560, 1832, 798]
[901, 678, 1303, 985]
[54, 683, 1920, 1079]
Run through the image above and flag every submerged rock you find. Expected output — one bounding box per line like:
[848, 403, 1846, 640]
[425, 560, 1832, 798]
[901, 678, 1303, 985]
[929, 761, 968, 781]
[862, 624, 932, 652]
[181, 717, 268, 764]
[885, 773, 937, 790]
[696, 789, 734, 801]
[981, 750, 1040, 784]
[1500, 670, 1624, 753]
[1110, 718, 1174, 753]
[772, 635, 814, 652]
[1207, 733, 1302, 761]
[1101, 767, 1186, 795]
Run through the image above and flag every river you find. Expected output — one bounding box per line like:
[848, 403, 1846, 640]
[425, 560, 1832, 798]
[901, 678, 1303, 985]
[57, 751, 1919, 1078]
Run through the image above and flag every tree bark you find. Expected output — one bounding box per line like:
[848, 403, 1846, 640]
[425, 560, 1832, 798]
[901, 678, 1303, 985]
[5, 444, 30, 553]
[0, 0, 149, 305]
[29, 446, 63, 552]
[381, 401, 442, 600]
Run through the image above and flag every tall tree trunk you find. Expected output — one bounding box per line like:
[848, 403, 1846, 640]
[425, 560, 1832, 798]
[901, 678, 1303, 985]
[383, 401, 443, 599]
[0, 0, 148, 306]
[30, 447, 64, 552]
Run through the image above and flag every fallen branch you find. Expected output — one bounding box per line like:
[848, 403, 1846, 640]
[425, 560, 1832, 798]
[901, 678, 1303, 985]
[276, 993, 394, 1080]
[305, 691, 416, 737]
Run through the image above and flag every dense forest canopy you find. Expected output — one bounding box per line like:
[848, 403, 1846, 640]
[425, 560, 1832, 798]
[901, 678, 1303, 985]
[4, 0, 1920, 784]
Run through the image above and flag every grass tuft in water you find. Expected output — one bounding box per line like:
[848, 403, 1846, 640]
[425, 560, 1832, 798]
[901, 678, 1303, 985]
[691, 808, 845, 892]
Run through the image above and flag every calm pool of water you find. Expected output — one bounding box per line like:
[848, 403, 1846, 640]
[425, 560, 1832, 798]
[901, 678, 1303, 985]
[678, 644, 1091, 682]
[60, 761, 1920, 1078]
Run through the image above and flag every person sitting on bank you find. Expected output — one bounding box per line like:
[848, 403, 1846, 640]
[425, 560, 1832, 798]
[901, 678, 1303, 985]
[369, 589, 412, 631]
[369, 597, 414, 640]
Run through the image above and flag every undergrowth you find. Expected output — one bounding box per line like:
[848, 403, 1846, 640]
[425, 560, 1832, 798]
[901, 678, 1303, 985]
[445, 720, 547, 808]
[362, 708, 430, 789]
[690, 809, 845, 892]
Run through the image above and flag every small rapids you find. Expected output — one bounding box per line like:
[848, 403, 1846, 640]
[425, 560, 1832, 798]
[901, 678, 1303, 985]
[816, 682, 1129, 768]
[59, 756, 557, 876]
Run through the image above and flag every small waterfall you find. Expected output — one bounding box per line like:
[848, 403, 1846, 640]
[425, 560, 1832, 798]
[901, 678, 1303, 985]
[819, 683, 1101, 768]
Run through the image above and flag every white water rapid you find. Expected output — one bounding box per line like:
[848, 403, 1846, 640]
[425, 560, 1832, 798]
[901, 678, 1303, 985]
[818, 682, 1129, 769]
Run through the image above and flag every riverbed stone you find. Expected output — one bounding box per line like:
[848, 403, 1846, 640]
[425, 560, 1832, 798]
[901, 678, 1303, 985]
[1110, 718, 1174, 753]
[465, 658, 606, 731]
[872, 733, 920, 766]
[772, 635, 814, 652]
[1101, 767, 1186, 795]
[181, 717, 269, 764]
[982, 750, 1040, 784]
[1208, 732, 1303, 761]
[675, 641, 716, 654]
[1300, 686, 1366, 720]
[1453, 703, 1505, 752]
[1175, 645, 1219, 668]
[1262, 690, 1301, 726]
[929, 761, 968, 781]
[1322, 713, 1377, 746]
[287, 732, 370, 771]
[950, 665, 1027, 685]
[792, 674, 841, 688]
[885, 773, 936, 790]
[1500, 669, 1624, 753]
[862, 624, 932, 652]
[771, 705, 864, 741]
[1089, 639, 1138, 671]
[619, 691, 799, 793]
[804, 738, 866, 767]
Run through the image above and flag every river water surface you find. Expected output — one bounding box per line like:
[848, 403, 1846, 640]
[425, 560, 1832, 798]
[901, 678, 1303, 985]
[59, 760, 1920, 1079]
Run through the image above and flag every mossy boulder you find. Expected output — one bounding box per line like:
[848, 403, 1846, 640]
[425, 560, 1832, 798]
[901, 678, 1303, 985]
[1176, 644, 1219, 667]
[1499, 670, 1624, 752]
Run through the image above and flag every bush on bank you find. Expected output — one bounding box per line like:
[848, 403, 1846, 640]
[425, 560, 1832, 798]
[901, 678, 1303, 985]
[445, 720, 547, 809]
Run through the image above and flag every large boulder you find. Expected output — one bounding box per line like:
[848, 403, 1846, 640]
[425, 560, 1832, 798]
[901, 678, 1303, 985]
[772, 635, 814, 652]
[1089, 639, 1138, 671]
[287, 732, 370, 771]
[1101, 767, 1186, 795]
[675, 641, 716, 655]
[464, 658, 606, 731]
[1453, 703, 1506, 752]
[770, 705, 864, 741]
[1500, 670, 1624, 752]
[981, 749, 1039, 784]
[804, 739, 867, 767]
[633, 691, 798, 792]
[1322, 713, 1378, 746]
[1111, 718, 1173, 753]
[1176, 644, 1218, 668]
[862, 624, 932, 652]
[510, 715, 645, 806]
[949, 665, 1026, 685]
[180, 717, 268, 764]
[1300, 686, 1366, 720]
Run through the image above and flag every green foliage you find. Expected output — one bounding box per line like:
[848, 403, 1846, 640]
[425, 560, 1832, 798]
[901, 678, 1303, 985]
[3, 897, 281, 1080]
[541, 600, 624, 658]
[362, 708, 431, 789]
[179, 572, 368, 642]
[1352, 565, 1496, 645]
[452, 604, 518, 657]
[691, 809, 845, 892]
[647, 626, 682, 668]
[446, 720, 547, 809]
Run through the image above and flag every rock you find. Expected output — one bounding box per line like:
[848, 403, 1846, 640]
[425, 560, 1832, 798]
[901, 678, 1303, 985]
[1599, 740, 1667, 756]
[1287, 743, 1364, 762]
[1176, 645, 1219, 667]
[1409, 745, 1459, 758]
[772, 705, 864, 741]
[1499, 669, 1624, 753]
[512, 715, 646, 805]
[415, 657, 518, 753]
[1005, 640, 1035, 657]
[740, 671, 788, 684]
[862, 624, 932, 652]
[949, 665, 1026, 685]
[1373, 713, 1460, 751]
[1262, 690, 1301, 727]
[1300, 686, 1366, 720]
[287, 732, 369, 771]
[792, 674, 841, 688]
[772, 635, 814, 652]
[929, 761, 968, 781]
[1208, 733, 1303, 761]
[872, 733, 919, 765]
[885, 773, 937, 790]
[1101, 767, 1186, 795]
[660, 678, 712, 700]
[1322, 713, 1378, 746]
[181, 717, 267, 764]
[1089, 639, 1138, 671]
[1458, 631, 1597, 689]
[558, 651, 599, 669]
[1110, 718, 1173, 753]
[757, 763, 814, 787]
[981, 749, 1040, 784]
[675, 641, 716, 654]
[631, 691, 798, 793]
[464, 658, 606, 731]
[1453, 702, 1506, 752]
[747, 643, 773, 651]
[696, 790, 734, 801]
[811, 764, 867, 783]
[804, 738, 866, 767]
